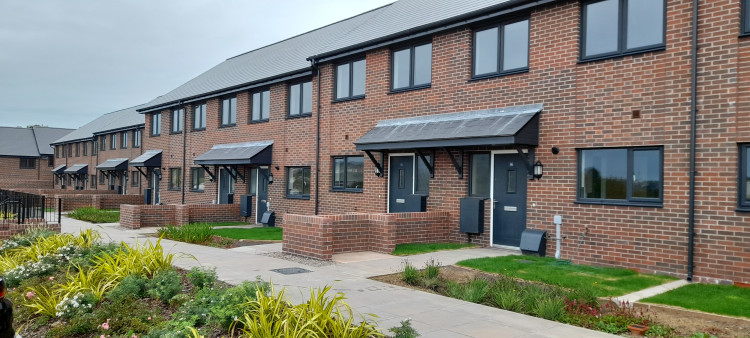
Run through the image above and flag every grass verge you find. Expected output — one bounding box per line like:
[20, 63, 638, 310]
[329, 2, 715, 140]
[198, 221, 250, 227]
[68, 207, 120, 223]
[212, 227, 282, 241]
[392, 242, 476, 256]
[457, 255, 676, 297]
[641, 283, 750, 318]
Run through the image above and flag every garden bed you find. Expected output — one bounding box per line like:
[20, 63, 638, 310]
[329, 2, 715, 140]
[156, 223, 282, 248]
[68, 207, 120, 223]
[372, 261, 745, 337]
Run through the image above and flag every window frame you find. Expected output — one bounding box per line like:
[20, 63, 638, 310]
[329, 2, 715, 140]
[75, 143, 80, 157]
[133, 130, 141, 148]
[100, 136, 106, 151]
[334, 58, 367, 101]
[171, 108, 184, 134]
[250, 89, 271, 123]
[331, 156, 364, 192]
[92, 141, 98, 155]
[190, 167, 205, 192]
[576, 146, 664, 207]
[91, 175, 97, 188]
[469, 152, 491, 197]
[287, 80, 313, 118]
[738, 144, 750, 210]
[19, 158, 35, 169]
[169, 168, 182, 191]
[151, 113, 162, 136]
[220, 96, 237, 127]
[579, 0, 667, 62]
[131, 171, 139, 187]
[99, 173, 105, 185]
[110, 134, 117, 150]
[193, 103, 207, 131]
[285, 166, 311, 199]
[82, 141, 88, 156]
[471, 17, 531, 80]
[743, 0, 750, 36]
[390, 41, 433, 92]
[121, 132, 128, 149]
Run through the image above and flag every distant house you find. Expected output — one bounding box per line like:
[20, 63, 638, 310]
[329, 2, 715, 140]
[0, 126, 74, 189]
[50, 105, 145, 194]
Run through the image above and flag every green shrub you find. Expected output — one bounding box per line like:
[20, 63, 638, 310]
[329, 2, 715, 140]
[107, 274, 148, 303]
[401, 261, 420, 286]
[389, 319, 420, 338]
[147, 269, 182, 304]
[463, 278, 489, 303]
[157, 223, 214, 244]
[186, 267, 217, 289]
[423, 258, 440, 279]
[68, 207, 120, 223]
[491, 287, 524, 312]
[533, 297, 565, 321]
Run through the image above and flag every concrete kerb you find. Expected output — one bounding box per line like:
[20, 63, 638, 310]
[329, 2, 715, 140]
[59, 216, 614, 337]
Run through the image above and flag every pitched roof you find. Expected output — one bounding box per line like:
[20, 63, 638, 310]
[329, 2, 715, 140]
[52, 104, 146, 145]
[139, 0, 526, 112]
[0, 126, 74, 157]
[138, 5, 389, 111]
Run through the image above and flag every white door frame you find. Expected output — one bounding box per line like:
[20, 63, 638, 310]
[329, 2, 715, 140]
[489, 149, 527, 248]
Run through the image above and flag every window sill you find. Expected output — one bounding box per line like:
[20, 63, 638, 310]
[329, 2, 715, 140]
[574, 200, 663, 208]
[285, 195, 311, 200]
[191, 128, 206, 132]
[168, 188, 181, 191]
[578, 45, 666, 64]
[389, 84, 431, 94]
[189, 189, 205, 193]
[151, 134, 161, 137]
[331, 188, 363, 193]
[219, 124, 237, 129]
[286, 114, 312, 120]
[332, 95, 365, 103]
[169, 131, 183, 135]
[250, 119, 269, 124]
[740, 32, 750, 38]
[470, 68, 529, 82]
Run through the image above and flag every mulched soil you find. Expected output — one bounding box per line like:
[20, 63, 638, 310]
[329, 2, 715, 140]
[372, 265, 750, 337]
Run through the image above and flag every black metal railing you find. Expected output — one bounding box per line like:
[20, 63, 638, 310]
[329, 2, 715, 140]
[0, 189, 60, 226]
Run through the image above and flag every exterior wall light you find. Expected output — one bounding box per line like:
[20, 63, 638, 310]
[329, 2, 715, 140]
[533, 160, 543, 180]
[268, 172, 274, 184]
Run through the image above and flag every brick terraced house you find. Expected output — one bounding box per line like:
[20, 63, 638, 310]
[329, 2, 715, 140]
[127, 0, 750, 284]
[0, 126, 73, 189]
[51, 105, 145, 195]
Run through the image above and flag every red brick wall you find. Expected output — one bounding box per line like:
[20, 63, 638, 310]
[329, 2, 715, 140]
[0, 222, 61, 239]
[53, 130, 146, 195]
[55, 194, 143, 211]
[282, 211, 451, 260]
[119, 203, 242, 229]
[0, 157, 54, 188]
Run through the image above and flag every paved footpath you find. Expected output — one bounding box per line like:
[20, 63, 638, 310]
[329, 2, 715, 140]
[61, 216, 613, 338]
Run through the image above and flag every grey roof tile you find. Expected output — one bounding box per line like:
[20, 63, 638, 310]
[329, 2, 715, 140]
[0, 126, 73, 157]
[53, 104, 146, 144]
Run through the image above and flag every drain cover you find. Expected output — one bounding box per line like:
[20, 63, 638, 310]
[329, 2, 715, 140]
[271, 267, 311, 275]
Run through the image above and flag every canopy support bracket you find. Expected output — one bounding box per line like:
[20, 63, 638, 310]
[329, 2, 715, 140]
[416, 149, 434, 178]
[135, 167, 149, 179]
[444, 148, 463, 179]
[364, 151, 384, 177]
[515, 146, 535, 179]
[201, 165, 216, 182]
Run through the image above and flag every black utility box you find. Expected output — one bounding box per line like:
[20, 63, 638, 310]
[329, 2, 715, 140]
[261, 211, 276, 227]
[459, 197, 486, 234]
[520, 229, 547, 256]
[143, 189, 152, 205]
[227, 193, 234, 204]
[240, 195, 253, 217]
[117, 186, 123, 195]
[405, 194, 428, 212]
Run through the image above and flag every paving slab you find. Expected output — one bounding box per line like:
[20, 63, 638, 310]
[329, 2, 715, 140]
[59, 216, 614, 337]
[614, 279, 690, 305]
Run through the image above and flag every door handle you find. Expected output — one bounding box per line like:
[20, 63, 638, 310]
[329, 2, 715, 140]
[492, 199, 498, 209]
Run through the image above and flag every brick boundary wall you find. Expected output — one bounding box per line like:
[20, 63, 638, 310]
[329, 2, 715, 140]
[0, 222, 61, 239]
[120, 203, 243, 229]
[56, 194, 144, 212]
[282, 211, 451, 260]
[0, 180, 52, 189]
[12, 189, 117, 196]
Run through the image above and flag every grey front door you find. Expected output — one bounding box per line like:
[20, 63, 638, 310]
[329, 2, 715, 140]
[256, 168, 269, 223]
[389, 156, 414, 213]
[218, 169, 235, 204]
[492, 154, 528, 247]
[151, 168, 160, 205]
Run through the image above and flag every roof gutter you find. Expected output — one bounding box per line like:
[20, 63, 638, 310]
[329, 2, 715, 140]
[687, 0, 699, 282]
[138, 70, 313, 114]
[307, 0, 552, 63]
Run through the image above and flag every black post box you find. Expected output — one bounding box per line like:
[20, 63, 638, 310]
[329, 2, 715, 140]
[460, 198, 485, 234]
[240, 195, 253, 217]
[405, 194, 427, 212]
[117, 186, 123, 195]
[520, 229, 547, 256]
[143, 188, 152, 205]
[261, 211, 276, 227]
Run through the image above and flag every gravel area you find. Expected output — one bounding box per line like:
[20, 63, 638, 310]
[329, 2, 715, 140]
[262, 252, 335, 267]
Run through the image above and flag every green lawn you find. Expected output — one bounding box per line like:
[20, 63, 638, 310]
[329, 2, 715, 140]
[191, 221, 250, 227]
[68, 207, 120, 223]
[457, 255, 676, 297]
[211, 227, 282, 241]
[641, 283, 750, 318]
[392, 242, 476, 256]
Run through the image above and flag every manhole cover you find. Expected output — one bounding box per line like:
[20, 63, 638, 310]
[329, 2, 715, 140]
[271, 267, 312, 275]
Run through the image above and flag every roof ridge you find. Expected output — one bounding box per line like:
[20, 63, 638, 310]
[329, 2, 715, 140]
[226, 2, 395, 61]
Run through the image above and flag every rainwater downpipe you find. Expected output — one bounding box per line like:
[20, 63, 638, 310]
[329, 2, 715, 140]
[313, 59, 321, 215]
[687, 0, 698, 282]
[181, 101, 187, 205]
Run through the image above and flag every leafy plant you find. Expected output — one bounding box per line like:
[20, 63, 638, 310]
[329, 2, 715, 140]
[147, 269, 182, 304]
[389, 319, 420, 338]
[491, 287, 524, 312]
[533, 297, 565, 321]
[24, 285, 63, 317]
[106, 274, 148, 303]
[186, 267, 217, 289]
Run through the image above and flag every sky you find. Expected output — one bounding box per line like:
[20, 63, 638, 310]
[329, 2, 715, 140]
[0, 0, 394, 129]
